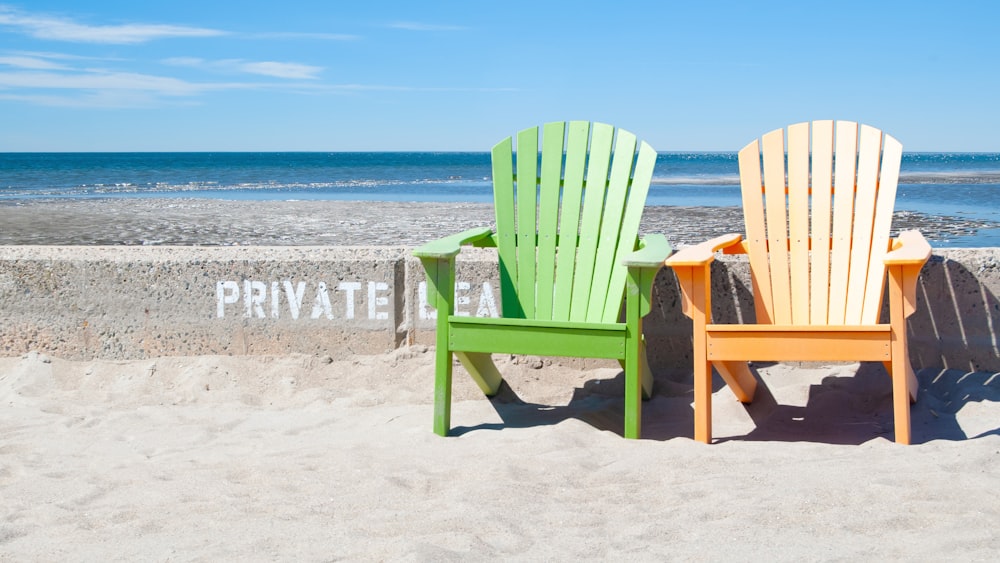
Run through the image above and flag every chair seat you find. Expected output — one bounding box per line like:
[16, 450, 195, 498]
[705, 323, 891, 361]
[449, 315, 627, 359]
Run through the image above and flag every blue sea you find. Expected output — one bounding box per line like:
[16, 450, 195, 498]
[2, 152, 999, 243]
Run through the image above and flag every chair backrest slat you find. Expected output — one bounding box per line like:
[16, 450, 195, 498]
[515, 127, 539, 318]
[587, 129, 637, 320]
[601, 141, 657, 321]
[762, 128, 793, 325]
[492, 136, 520, 318]
[551, 122, 590, 320]
[827, 121, 859, 325]
[844, 125, 883, 323]
[738, 120, 902, 327]
[863, 134, 903, 323]
[492, 121, 653, 323]
[568, 124, 615, 322]
[738, 140, 774, 324]
[534, 121, 566, 320]
[787, 122, 811, 324]
[809, 120, 835, 324]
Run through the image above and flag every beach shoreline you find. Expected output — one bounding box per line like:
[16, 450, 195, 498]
[0, 198, 997, 247]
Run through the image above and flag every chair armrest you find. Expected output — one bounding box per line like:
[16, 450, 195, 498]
[664, 233, 743, 267]
[884, 230, 931, 266]
[622, 234, 671, 319]
[885, 230, 931, 321]
[622, 234, 672, 268]
[412, 227, 495, 259]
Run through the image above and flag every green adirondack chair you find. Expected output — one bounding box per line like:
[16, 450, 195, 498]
[413, 121, 671, 438]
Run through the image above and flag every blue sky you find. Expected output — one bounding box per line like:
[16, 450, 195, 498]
[0, 1, 996, 152]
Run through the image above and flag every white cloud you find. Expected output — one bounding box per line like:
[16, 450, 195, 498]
[0, 6, 360, 44]
[237, 61, 322, 79]
[0, 90, 197, 108]
[0, 55, 68, 70]
[163, 57, 323, 80]
[161, 56, 205, 67]
[3, 50, 126, 63]
[0, 5, 225, 44]
[0, 52, 327, 109]
[0, 70, 210, 95]
[0, 64, 277, 108]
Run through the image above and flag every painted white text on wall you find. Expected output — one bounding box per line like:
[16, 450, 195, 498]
[216, 280, 391, 320]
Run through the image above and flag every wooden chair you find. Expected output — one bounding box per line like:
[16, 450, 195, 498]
[414, 121, 671, 438]
[665, 120, 931, 444]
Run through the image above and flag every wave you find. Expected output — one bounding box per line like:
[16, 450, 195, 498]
[4, 169, 1000, 201]
[651, 175, 740, 186]
[0, 177, 495, 199]
[898, 171, 1000, 185]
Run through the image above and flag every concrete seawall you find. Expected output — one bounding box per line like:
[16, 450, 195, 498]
[1, 246, 998, 373]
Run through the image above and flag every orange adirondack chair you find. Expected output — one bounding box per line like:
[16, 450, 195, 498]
[665, 120, 931, 444]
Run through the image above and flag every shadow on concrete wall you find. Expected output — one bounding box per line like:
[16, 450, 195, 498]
[642, 262, 756, 384]
[910, 255, 1000, 373]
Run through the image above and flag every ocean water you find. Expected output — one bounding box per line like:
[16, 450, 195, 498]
[2, 151, 999, 243]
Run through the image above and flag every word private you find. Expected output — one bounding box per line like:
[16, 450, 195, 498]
[217, 279, 391, 321]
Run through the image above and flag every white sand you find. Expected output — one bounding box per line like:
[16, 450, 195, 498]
[2, 349, 998, 560]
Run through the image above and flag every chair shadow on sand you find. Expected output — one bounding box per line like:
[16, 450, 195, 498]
[453, 254, 1000, 445]
[448, 366, 706, 440]
[726, 362, 1000, 445]
[449, 362, 1000, 444]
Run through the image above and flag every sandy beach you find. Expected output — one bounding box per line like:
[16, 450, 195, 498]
[1, 349, 998, 560]
[1, 199, 999, 560]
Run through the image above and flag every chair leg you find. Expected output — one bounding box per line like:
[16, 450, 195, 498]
[693, 358, 713, 444]
[426, 256, 457, 437]
[619, 344, 655, 400]
[887, 263, 916, 445]
[624, 341, 643, 440]
[687, 263, 713, 444]
[889, 359, 912, 445]
[455, 352, 503, 396]
[433, 343, 454, 437]
[715, 360, 757, 403]
[640, 343, 654, 400]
